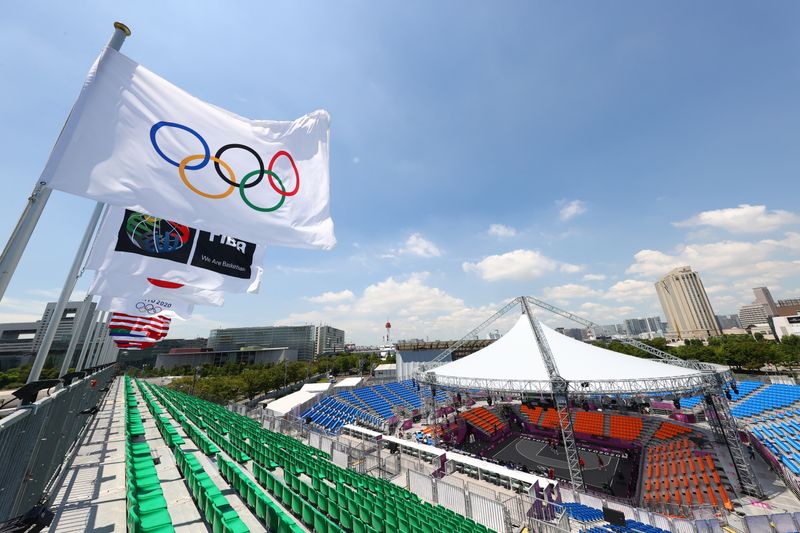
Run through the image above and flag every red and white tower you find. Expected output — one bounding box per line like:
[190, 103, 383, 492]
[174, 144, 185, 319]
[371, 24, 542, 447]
[385, 321, 391, 342]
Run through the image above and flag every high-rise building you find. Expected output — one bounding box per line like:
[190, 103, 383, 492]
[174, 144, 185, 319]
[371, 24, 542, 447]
[655, 266, 722, 340]
[207, 324, 345, 361]
[623, 317, 664, 337]
[716, 314, 741, 330]
[738, 304, 769, 328]
[315, 326, 345, 356]
[753, 287, 779, 317]
[777, 298, 800, 317]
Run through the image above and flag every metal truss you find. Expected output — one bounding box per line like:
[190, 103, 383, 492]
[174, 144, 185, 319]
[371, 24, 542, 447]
[428, 297, 523, 365]
[416, 372, 708, 396]
[520, 297, 585, 492]
[703, 375, 764, 498]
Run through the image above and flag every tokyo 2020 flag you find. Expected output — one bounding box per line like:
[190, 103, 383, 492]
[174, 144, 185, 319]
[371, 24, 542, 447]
[85, 206, 265, 293]
[39, 46, 335, 249]
[95, 295, 194, 320]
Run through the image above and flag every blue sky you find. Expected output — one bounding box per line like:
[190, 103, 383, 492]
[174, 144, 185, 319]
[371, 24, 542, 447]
[1, 2, 799, 344]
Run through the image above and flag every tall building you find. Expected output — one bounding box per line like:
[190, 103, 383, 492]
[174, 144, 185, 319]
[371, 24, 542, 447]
[738, 304, 769, 328]
[716, 314, 741, 330]
[315, 326, 345, 356]
[753, 287, 779, 317]
[207, 324, 345, 361]
[777, 298, 800, 317]
[655, 266, 722, 340]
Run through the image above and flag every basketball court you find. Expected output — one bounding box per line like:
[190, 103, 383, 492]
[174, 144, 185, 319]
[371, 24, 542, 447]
[488, 436, 636, 497]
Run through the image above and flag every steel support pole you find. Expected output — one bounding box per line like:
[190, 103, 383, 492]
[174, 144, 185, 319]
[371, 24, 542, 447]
[82, 311, 107, 371]
[26, 203, 104, 383]
[58, 295, 92, 377]
[75, 309, 100, 371]
[26, 22, 131, 383]
[0, 184, 52, 301]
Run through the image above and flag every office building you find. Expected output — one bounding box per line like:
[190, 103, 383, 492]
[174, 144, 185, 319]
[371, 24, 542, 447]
[155, 346, 296, 370]
[623, 317, 664, 337]
[207, 324, 345, 361]
[753, 287, 779, 317]
[716, 314, 741, 330]
[738, 304, 769, 328]
[772, 316, 800, 342]
[655, 266, 722, 340]
[777, 298, 800, 317]
[315, 326, 345, 356]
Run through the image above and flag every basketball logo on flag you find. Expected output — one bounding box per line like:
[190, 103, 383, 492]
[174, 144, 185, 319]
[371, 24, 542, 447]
[115, 209, 196, 263]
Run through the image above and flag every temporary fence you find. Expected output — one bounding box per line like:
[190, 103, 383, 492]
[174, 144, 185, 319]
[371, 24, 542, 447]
[0, 365, 116, 523]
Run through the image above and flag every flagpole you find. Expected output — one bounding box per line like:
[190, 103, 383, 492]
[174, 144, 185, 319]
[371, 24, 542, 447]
[58, 295, 93, 377]
[74, 308, 100, 371]
[25, 23, 131, 383]
[0, 22, 131, 303]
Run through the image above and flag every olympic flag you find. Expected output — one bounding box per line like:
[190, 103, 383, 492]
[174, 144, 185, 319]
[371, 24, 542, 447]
[39, 47, 335, 249]
[86, 206, 265, 293]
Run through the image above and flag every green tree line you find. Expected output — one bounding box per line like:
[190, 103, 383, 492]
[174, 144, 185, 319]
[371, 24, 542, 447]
[128, 352, 392, 404]
[594, 334, 800, 371]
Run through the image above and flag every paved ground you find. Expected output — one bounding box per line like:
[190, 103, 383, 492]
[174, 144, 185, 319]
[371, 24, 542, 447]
[48, 378, 127, 532]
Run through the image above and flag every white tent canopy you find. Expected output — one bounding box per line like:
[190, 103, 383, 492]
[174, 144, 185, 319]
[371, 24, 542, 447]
[421, 314, 716, 395]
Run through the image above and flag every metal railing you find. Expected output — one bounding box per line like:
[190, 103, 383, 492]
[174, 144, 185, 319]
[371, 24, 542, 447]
[0, 365, 116, 522]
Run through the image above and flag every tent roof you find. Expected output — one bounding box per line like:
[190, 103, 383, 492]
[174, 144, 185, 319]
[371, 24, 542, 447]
[423, 314, 712, 395]
[264, 390, 320, 416]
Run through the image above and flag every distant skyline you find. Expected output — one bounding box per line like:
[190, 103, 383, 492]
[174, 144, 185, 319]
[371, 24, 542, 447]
[0, 3, 798, 345]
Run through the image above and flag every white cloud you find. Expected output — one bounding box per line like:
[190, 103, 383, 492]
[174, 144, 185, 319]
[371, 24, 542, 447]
[487, 224, 517, 238]
[282, 273, 517, 344]
[674, 204, 799, 234]
[603, 279, 655, 302]
[560, 263, 583, 273]
[583, 273, 607, 281]
[304, 290, 355, 304]
[400, 233, 442, 258]
[463, 249, 558, 282]
[541, 284, 602, 305]
[626, 232, 800, 279]
[558, 200, 587, 222]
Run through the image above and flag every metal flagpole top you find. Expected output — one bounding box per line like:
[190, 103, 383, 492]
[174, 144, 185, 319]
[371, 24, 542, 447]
[113, 21, 132, 36]
[108, 22, 132, 51]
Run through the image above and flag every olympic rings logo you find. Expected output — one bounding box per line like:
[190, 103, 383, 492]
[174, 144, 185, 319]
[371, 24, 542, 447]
[149, 121, 299, 212]
[136, 302, 162, 314]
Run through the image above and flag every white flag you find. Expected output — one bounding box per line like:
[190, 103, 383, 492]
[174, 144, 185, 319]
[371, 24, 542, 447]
[40, 47, 335, 249]
[95, 295, 194, 320]
[86, 206, 265, 293]
[89, 271, 224, 307]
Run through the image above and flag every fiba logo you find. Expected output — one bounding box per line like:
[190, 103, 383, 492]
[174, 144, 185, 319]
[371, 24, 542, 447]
[124, 212, 191, 254]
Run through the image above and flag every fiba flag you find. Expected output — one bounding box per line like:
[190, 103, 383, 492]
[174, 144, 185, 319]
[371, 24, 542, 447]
[89, 271, 225, 307]
[39, 46, 335, 249]
[86, 206, 265, 293]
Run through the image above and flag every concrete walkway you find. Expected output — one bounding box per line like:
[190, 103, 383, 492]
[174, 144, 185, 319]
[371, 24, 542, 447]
[48, 378, 127, 533]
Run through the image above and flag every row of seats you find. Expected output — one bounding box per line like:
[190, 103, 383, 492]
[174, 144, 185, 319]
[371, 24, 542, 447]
[138, 379, 300, 532]
[731, 383, 800, 419]
[750, 417, 800, 475]
[652, 421, 692, 440]
[643, 439, 732, 510]
[461, 406, 508, 435]
[301, 396, 382, 433]
[134, 378, 252, 532]
[124, 377, 175, 533]
[609, 415, 643, 441]
[148, 382, 489, 533]
[573, 411, 604, 437]
[303, 379, 449, 433]
[560, 503, 672, 533]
